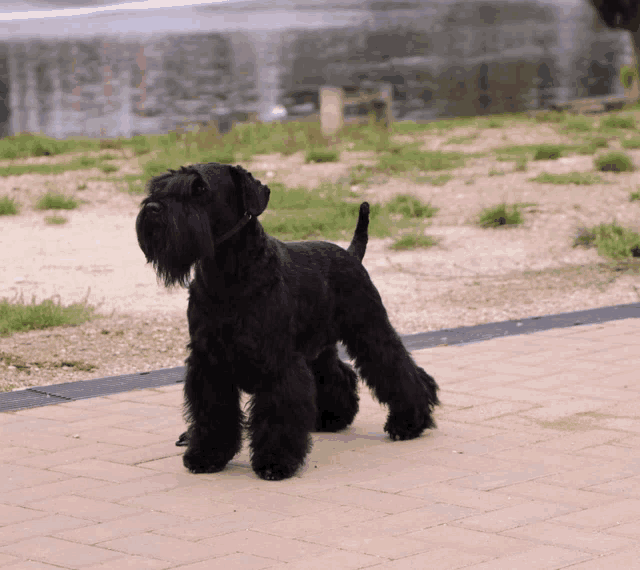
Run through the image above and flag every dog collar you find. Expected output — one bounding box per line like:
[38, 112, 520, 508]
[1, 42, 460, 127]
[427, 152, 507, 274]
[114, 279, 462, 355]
[215, 212, 252, 245]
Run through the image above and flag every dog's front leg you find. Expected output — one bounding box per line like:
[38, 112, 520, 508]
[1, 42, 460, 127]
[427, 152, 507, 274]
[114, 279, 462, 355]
[182, 349, 243, 474]
[248, 355, 316, 481]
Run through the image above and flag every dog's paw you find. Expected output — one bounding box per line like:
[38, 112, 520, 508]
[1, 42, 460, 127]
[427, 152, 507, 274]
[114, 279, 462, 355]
[384, 407, 435, 441]
[183, 450, 229, 474]
[254, 463, 300, 481]
[315, 413, 353, 433]
[384, 370, 438, 441]
[175, 431, 189, 447]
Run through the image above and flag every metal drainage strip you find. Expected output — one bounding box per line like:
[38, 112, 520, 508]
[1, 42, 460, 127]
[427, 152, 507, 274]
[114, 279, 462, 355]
[0, 390, 70, 412]
[400, 302, 640, 349]
[0, 367, 185, 412]
[1, 301, 639, 413]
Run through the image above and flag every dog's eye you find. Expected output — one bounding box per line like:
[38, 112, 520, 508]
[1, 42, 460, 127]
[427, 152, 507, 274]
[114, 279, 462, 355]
[193, 184, 206, 196]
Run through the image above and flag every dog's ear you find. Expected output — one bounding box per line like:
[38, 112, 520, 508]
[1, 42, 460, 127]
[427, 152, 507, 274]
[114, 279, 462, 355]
[229, 164, 270, 217]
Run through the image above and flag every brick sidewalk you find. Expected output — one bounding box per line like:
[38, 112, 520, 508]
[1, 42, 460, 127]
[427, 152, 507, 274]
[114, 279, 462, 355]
[1, 318, 639, 569]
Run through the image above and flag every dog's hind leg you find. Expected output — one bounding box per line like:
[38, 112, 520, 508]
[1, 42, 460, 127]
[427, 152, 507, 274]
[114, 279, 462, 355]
[182, 348, 244, 474]
[310, 345, 359, 432]
[339, 280, 439, 441]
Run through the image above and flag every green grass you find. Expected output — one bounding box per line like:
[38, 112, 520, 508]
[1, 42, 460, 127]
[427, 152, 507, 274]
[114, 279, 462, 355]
[420, 116, 485, 133]
[99, 138, 125, 150]
[265, 201, 381, 241]
[390, 233, 439, 250]
[0, 133, 81, 159]
[5, 107, 640, 258]
[100, 163, 119, 174]
[0, 132, 155, 162]
[138, 120, 330, 174]
[35, 192, 78, 210]
[563, 115, 595, 132]
[392, 121, 434, 134]
[494, 145, 533, 162]
[262, 179, 438, 244]
[131, 135, 152, 156]
[594, 151, 635, 173]
[0, 294, 97, 337]
[348, 164, 379, 187]
[0, 196, 19, 215]
[121, 174, 146, 195]
[573, 221, 640, 259]
[534, 144, 564, 160]
[45, 215, 68, 225]
[576, 136, 609, 155]
[386, 194, 438, 219]
[621, 136, 640, 149]
[446, 133, 480, 145]
[262, 180, 389, 240]
[534, 110, 567, 124]
[528, 172, 606, 185]
[415, 173, 454, 185]
[0, 155, 106, 177]
[339, 122, 393, 152]
[493, 143, 572, 163]
[600, 114, 635, 130]
[376, 148, 468, 174]
[232, 120, 327, 157]
[138, 135, 236, 181]
[478, 203, 524, 228]
[514, 156, 528, 172]
[0, 107, 637, 185]
[305, 148, 340, 163]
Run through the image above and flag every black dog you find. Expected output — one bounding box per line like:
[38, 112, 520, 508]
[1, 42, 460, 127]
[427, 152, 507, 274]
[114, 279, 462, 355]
[136, 163, 439, 480]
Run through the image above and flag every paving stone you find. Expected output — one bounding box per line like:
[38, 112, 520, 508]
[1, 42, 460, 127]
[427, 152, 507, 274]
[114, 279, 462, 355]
[0, 319, 638, 569]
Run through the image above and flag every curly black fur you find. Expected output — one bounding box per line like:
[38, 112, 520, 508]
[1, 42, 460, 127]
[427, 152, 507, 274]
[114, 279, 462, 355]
[136, 162, 439, 481]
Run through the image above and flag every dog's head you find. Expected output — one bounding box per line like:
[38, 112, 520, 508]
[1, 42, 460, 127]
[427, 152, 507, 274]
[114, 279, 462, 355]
[136, 162, 270, 287]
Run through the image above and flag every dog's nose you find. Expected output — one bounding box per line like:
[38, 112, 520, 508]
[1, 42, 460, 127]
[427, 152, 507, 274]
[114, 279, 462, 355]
[145, 202, 162, 213]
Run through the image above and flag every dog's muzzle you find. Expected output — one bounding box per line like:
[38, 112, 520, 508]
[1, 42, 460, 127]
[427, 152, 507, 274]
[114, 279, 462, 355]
[136, 203, 164, 258]
[144, 202, 162, 213]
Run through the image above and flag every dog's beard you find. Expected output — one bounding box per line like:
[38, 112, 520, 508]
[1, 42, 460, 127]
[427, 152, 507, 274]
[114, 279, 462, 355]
[138, 223, 195, 288]
[136, 207, 216, 288]
[153, 257, 193, 287]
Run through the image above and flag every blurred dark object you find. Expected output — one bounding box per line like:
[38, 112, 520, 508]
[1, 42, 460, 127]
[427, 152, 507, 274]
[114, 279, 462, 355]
[590, 0, 640, 31]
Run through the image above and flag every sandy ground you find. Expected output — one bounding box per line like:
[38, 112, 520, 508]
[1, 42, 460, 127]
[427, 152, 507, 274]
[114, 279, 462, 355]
[1, 122, 640, 390]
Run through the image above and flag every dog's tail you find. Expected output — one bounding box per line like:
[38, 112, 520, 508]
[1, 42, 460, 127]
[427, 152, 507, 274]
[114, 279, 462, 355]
[347, 202, 370, 262]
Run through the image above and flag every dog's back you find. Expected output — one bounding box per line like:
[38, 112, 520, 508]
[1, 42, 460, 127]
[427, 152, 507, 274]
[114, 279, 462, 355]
[347, 202, 370, 262]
